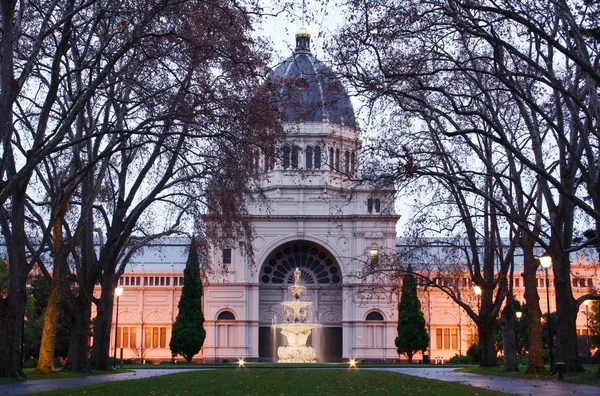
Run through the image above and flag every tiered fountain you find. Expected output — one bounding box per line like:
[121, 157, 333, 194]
[273, 268, 321, 363]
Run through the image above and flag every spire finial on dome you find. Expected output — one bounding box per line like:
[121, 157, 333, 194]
[295, 25, 311, 53]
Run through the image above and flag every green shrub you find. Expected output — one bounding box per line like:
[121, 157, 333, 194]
[466, 344, 480, 364]
[448, 354, 473, 364]
[22, 358, 38, 368]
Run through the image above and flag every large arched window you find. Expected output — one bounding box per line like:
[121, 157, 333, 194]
[217, 310, 236, 347]
[217, 311, 235, 320]
[260, 242, 342, 285]
[366, 312, 384, 321]
[335, 149, 340, 170]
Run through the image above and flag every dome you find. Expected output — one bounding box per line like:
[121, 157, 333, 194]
[268, 28, 356, 128]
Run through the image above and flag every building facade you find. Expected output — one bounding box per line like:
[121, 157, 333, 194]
[100, 28, 599, 364]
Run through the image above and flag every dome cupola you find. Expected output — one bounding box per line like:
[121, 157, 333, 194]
[268, 27, 356, 128]
[295, 26, 311, 53]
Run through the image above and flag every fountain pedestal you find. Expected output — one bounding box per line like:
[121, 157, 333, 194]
[273, 268, 320, 363]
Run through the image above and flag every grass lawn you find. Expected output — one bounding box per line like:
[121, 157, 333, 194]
[34, 369, 512, 395]
[0, 368, 129, 385]
[460, 364, 600, 386]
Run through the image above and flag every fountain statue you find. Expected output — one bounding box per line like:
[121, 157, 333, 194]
[273, 267, 321, 363]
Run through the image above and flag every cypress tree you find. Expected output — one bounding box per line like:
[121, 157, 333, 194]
[395, 264, 429, 363]
[170, 237, 206, 363]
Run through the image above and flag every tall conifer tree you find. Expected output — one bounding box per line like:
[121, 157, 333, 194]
[395, 265, 429, 363]
[170, 237, 206, 363]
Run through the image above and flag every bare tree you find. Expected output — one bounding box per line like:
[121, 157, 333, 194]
[0, 0, 282, 377]
[330, 0, 600, 372]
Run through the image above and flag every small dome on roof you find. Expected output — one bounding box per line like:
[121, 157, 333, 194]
[296, 26, 311, 38]
[267, 27, 356, 128]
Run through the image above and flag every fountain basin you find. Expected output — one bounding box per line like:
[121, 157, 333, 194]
[274, 323, 322, 363]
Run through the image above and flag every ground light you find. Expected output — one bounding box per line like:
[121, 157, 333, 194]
[349, 358, 357, 368]
[238, 358, 245, 367]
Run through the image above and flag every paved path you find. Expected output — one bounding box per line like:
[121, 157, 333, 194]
[377, 367, 600, 396]
[0, 368, 206, 395]
[0, 367, 598, 395]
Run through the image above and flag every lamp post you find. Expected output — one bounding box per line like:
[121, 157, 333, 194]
[113, 286, 123, 368]
[473, 285, 482, 314]
[539, 254, 553, 369]
[516, 311, 523, 365]
[584, 300, 590, 365]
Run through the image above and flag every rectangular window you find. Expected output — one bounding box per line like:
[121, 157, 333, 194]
[573, 279, 578, 288]
[444, 329, 450, 349]
[125, 277, 129, 286]
[166, 277, 170, 286]
[179, 277, 184, 285]
[116, 328, 122, 348]
[119, 278, 124, 286]
[136, 277, 140, 286]
[329, 147, 334, 169]
[160, 327, 167, 348]
[367, 198, 373, 213]
[579, 279, 586, 288]
[306, 146, 313, 169]
[291, 146, 299, 168]
[160, 277, 165, 286]
[123, 327, 130, 348]
[282, 146, 290, 169]
[173, 277, 178, 286]
[223, 248, 232, 264]
[145, 328, 152, 348]
[149, 277, 154, 286]
[436, 329, 443, 349]
[351, 152, 355, 174]
[369, 248, 379, 266]
[314, 146, 321, 169]
[335, 149, 340, 170]
[451, 328, 458, 349]
[588, 278, 594, 288]
[344, 151, 349, 174]
[130, 328, 137, 347]
[144, 277, 148, 286]
[155, 277, 159, 286]
[515, 277, 520, 288]
[152, 327, 159, 348]
[375, 199, 381, 212]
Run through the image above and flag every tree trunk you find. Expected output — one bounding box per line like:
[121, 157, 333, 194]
[521, 244, 546, 374]
[407, 353, 413, 364]
[0, 186, 31, 378]
[90, 277, 116, 371]
[64, 295, 92, 373]
[0, 252, 28, 378]
[553, 251, 583, 372]
[479, 323, 497, 367]
[34, 216, 67, 374]
[501, 304, 518, 371]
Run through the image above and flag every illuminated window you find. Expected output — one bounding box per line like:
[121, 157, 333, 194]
[369, 248, 379, 266]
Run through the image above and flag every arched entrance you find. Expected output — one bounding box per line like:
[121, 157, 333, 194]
[258, 240, 343, 362]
